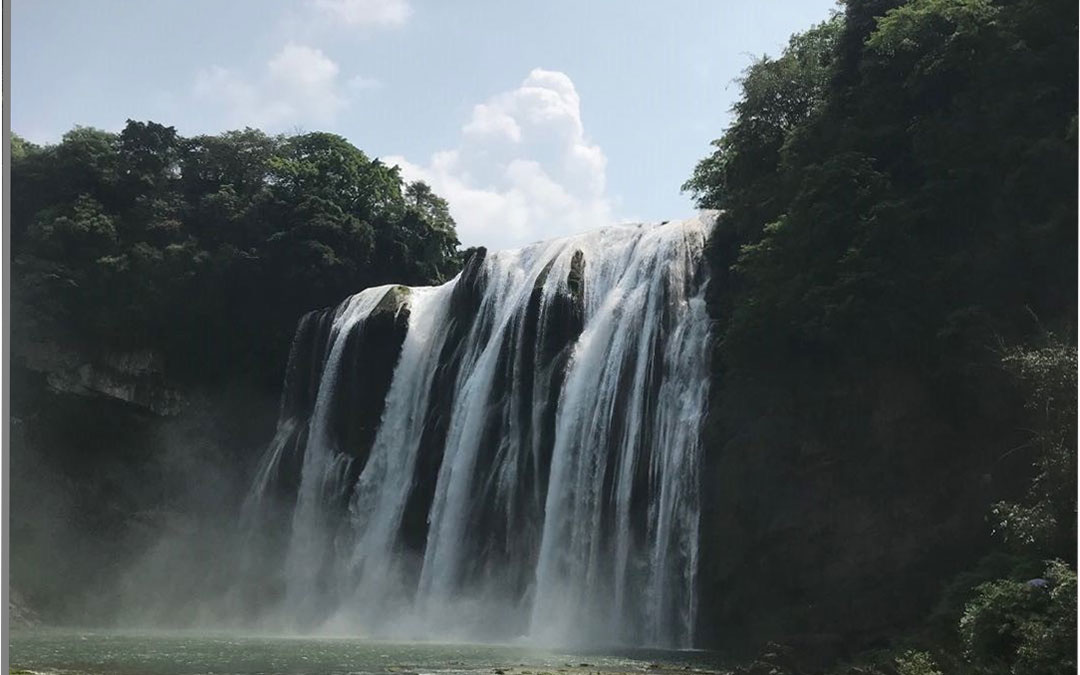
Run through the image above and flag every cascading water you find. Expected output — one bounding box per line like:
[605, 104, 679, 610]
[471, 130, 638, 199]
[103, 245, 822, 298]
[242, 214, 714, 648]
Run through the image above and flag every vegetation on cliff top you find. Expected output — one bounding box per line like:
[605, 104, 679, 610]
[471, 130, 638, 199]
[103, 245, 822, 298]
[10, 124, 462, 389]
[686, 0, 1075, 371]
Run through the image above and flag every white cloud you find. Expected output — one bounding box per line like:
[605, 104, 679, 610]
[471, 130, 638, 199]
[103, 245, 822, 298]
[310, 0, 412, 28]
[384, 69, 615, 250]
[193, 44, 372, 130]
[462, 103, 522, 143]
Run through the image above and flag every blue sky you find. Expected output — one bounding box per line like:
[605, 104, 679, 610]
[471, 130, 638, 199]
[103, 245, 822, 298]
[12, 0, 838, 249]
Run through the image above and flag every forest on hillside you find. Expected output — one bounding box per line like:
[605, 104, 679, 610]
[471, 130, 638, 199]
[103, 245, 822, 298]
[684, 0, 1076, 672]
[7, 0, 1078, 672]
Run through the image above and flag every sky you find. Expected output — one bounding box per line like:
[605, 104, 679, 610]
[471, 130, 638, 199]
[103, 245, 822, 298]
[11, 0, 838, 250]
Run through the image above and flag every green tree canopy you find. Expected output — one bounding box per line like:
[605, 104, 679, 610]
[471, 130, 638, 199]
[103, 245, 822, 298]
[687, 0, 1076, 372]
[10, 121, 463, 389]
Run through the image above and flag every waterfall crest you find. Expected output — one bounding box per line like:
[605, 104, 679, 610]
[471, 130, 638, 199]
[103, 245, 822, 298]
[243, 214, 715, 648]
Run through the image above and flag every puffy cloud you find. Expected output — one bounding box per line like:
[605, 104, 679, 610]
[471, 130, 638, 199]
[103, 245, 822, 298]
[463, 103, 522, 143]
[384, 69, 615, 250]
[194, 44, 371, 130]
[310, 0, 412, 28]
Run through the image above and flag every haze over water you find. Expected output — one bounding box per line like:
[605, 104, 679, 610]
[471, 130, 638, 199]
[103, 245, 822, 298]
[8, 629, 728, 675]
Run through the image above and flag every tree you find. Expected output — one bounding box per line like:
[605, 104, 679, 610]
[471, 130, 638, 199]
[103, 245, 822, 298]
[960, 560, 1076, 675]
[992, 338, 1077, 558]
[683, 15, 842, 247]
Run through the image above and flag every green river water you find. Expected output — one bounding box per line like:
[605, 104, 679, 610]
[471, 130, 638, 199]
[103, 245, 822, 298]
[7, 630, 728, 675]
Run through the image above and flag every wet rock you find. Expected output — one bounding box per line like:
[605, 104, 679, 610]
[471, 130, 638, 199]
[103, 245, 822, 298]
[398, 249, 488, 561]
[258, 287, 411, 514]
[328, 285, 411, 466]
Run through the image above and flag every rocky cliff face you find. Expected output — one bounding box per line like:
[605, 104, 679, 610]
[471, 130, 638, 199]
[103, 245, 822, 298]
[252, 284, 413, 529]
[695, 356, 1027, 659]
[8, 336, 277, 624]
[16, 342, 186, 416]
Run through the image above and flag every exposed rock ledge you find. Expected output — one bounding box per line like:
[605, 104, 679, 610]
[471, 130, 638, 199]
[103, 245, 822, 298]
[16, 341, 186, 416]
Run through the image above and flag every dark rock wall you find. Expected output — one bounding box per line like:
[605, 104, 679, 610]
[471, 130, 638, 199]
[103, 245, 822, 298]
[399, 248, 490, 560]
[695, 354, 1029, 656]
[258, 287, 412, 521]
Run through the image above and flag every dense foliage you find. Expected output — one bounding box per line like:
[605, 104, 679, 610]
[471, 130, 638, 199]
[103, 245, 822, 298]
[687, 0, 1075, 370]
[10, 122, 462, 388]
[959, 560, 1076, 675]
[688, 0, 1076, 670]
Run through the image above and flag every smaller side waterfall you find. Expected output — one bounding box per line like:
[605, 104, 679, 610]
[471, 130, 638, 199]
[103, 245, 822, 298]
[242, 214, 715, 648]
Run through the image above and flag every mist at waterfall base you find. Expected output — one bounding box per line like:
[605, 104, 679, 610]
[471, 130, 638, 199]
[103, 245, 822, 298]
[111, 215, 715, 649]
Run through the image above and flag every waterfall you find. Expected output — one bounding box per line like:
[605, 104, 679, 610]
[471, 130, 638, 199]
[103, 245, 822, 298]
[243, 214, 714, 648]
